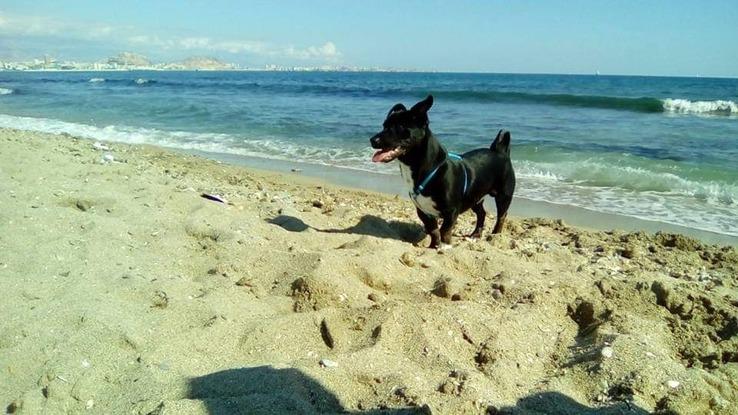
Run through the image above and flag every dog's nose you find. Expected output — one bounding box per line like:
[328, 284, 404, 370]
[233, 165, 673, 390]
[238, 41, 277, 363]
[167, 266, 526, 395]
[370, 133, 382, 148]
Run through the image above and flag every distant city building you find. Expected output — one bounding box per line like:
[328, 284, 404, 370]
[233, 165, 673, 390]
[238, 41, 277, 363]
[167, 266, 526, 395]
[0, 53, 408, 72]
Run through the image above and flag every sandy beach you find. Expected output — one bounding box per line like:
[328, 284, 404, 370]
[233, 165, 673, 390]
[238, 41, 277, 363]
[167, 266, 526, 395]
[1, 128, 737, 414]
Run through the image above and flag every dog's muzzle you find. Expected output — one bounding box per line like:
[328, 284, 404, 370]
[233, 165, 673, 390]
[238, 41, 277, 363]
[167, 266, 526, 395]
[370, 133, 382, 149]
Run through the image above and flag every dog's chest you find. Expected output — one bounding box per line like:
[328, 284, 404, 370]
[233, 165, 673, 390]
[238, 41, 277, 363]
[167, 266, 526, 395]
[400, 162, 441, 217]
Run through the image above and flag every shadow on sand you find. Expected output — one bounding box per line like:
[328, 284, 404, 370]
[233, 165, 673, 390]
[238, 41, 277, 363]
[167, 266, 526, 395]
[187, 366, 425, 414]
[496, 391, 655, 414]
[187, 366, 657, 415]
[267, 214, 425, 244]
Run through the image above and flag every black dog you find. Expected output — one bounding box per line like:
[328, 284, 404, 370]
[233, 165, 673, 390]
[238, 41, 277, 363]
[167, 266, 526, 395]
[370, 95, 515, 248]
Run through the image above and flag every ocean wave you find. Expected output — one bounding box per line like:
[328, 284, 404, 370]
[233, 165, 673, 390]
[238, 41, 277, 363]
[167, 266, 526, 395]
[134, 78, 154, 85]
[513, 178, 738, 237]
[432, 91, 666, 113]
[142, 80, 735, 116]
[131, 81, 669, 113]
[662, 98, 738, 115]
[88, 78, 106, 83]
[516, 160, 737, 206]
[512, 160, 738, 236]
[0, 87, 14, 95]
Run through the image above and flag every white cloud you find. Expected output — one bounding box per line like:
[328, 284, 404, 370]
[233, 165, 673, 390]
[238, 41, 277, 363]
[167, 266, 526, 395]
[127, 35, 155, 44]
[178, 37, 212, 50]
[0, 10, 340, 62]
[213, 40, 266, 54]
[0, 11, 114, 39]
[0, 12, 58, 36]
[174, 37, 266, 54]
[88, 25, 114, 38]
[284, 42, 340, 59]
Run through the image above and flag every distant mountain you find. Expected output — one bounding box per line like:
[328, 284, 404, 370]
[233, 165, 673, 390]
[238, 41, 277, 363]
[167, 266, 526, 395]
[107, 52, 151, 67]
[178, 56, 234, 70]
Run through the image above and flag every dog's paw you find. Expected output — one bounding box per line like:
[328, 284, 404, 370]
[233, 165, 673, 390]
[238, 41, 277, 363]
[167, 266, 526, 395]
[437, 243, 453, 251]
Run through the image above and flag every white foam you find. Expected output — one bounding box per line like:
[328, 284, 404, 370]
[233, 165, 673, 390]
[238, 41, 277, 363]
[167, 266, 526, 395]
[516, 159, 738, 204]
[88, 78, 106, 83]
[0, 113, 373, 172]
[0, 87, 14, 95]
[662, 98, 738, 115]
[514, 158, 738, 236]
[134, 78, 150, 85]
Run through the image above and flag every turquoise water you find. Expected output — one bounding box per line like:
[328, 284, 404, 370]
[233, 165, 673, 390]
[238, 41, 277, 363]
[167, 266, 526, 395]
[1, 71, 736, 235]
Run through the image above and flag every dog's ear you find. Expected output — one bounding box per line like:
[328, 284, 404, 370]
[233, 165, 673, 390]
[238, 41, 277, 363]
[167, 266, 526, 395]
[491, 129, 511, 155]
[387, 103, 407, 118]
[410, 95, 434, 115]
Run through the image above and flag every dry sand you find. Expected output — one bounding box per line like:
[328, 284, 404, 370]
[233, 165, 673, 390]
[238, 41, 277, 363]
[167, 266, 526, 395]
[1, 128, 737, 414]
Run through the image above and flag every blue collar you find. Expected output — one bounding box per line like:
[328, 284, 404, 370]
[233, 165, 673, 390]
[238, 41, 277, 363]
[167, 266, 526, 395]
[412, 151, 468, 197]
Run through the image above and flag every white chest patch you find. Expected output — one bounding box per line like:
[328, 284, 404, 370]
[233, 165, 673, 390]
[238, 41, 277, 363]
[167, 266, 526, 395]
[400, 162, 441, 217]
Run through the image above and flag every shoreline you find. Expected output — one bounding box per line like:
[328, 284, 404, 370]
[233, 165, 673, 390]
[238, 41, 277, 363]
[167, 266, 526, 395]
[0, 117, 733, 244]
[184, 148, 738, 247]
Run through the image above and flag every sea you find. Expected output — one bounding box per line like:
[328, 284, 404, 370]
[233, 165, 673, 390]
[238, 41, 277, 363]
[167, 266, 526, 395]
[1, 71, 737, 238]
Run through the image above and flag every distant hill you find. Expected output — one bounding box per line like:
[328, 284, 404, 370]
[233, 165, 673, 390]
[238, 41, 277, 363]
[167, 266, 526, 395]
[178, 56, 234, 70]
[107, 52, 151, 67]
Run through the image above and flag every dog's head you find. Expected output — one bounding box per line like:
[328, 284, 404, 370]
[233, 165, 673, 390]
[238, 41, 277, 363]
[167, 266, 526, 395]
[370, 95, 433, 163]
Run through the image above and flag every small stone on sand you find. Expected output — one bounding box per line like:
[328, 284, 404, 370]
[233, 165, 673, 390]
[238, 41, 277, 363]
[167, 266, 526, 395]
[320, 318, 335, 349]
[400, 252, 416, 267]
[151, 291, 169, 308]
[235, 276, 252, 286]
[75, 200, 92, 212]
[320, 359, 338, 368]
[432, 277, 453, 298]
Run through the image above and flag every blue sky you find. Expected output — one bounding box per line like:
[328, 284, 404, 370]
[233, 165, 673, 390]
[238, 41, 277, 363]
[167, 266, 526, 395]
[1, 1, 737, 76]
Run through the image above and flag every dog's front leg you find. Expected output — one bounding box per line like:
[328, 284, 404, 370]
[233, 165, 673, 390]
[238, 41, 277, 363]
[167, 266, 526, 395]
[416, 208, 441, 249]
[440, 211, 459, 246]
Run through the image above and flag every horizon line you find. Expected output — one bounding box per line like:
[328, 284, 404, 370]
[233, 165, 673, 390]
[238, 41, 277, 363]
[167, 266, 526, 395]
[2, 67, 736, 80]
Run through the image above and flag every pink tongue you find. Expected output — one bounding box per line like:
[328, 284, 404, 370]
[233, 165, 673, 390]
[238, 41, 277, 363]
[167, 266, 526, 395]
[372, 149, 391, 163]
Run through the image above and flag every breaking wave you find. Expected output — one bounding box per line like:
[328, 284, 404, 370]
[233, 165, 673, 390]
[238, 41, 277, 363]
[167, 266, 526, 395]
[662, 98, 738, 115]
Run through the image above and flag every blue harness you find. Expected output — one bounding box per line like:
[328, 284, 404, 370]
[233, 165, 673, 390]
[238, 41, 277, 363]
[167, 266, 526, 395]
[411, 152, 469, 197]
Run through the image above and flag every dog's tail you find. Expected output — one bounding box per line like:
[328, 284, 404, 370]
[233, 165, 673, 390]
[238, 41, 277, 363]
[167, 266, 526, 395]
[490, 129, 511, 156]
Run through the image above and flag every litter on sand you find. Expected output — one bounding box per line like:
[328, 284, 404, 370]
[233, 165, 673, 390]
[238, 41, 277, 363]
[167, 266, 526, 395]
[201, 193, 227, 203]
